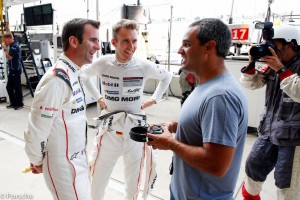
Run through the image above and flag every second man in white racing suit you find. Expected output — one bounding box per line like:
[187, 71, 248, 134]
[81, 19, 172, 200]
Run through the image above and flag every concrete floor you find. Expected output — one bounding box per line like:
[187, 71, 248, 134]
[0, 90, 276, 200]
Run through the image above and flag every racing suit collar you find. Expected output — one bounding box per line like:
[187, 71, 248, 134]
[113, 56, 135, 67]
[60, 53, 81, 71]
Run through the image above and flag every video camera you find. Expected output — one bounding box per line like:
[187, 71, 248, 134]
[250, 22, 275, 60]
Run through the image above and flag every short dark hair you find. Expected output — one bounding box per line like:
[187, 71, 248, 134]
[61, 18, 100, 52]
[112, 19, 139, 40]
[189, 18, 231, 58]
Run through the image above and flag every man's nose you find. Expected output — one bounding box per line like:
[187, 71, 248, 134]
[128, 41, 135, 49]
[95, 41, 101, 50]
[178, 48, 183, 54]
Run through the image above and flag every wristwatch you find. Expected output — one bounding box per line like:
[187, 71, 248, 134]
[276, 66, 287, 74]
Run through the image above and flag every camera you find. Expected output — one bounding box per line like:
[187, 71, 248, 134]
[129, 125, 164, 142]
[148, 125, 164, 135]
[250, 22, 275, 60]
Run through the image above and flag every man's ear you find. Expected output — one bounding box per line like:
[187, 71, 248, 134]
[206, 40, 216, 53]
[111, 38, 117, 47]
[69, 36, 78, 48]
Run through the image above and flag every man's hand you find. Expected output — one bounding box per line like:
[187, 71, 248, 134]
[141, 99, 156, 109]
[5, 22, 10, 33]
[2, 42, 6, 50]
[147, 125, 174, 150]
[166, 122, 178, 133]
[97, 98, 107, 109]
[260, 47, 284, 72]
[240, 45, 256, 74]
[30, 163, 43, 174]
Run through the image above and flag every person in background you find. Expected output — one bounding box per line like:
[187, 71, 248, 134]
[178, 68, 198, 105]
[240, 24, 300, 200]
[2, 22, 23, 110]
[81, 19, 172, 200]
[24, 18, 100, 200]
[147, 18, 248, 200]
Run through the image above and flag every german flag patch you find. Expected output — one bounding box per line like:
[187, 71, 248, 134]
[116, 131, 123, 136]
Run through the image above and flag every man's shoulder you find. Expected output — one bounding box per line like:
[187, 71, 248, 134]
[93, 54, 114, 64]
[11, 41, 20, 48]
[54, 60, 72, 73]
[99, 54, 114, 60]
[39, 68, 72, 90]
[135, 57, 155, 65]
[10, 42, 20, 51]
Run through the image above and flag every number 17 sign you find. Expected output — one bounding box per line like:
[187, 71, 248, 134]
[231, 28, 249, 40]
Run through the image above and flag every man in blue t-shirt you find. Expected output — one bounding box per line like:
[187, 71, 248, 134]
[2, 32, 23, 110]
[147, 18, 248, 200]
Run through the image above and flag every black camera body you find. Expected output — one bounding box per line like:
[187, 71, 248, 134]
[250, 40, 275, 59]
[148, 125, 164, 135]
[250, 22, 275, 60]
[129, 125, 164, 142]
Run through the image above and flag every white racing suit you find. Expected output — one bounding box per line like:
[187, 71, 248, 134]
[89, 111, 157, 200]
[81, 55, 172, 200]
[24, 54, 91, 200]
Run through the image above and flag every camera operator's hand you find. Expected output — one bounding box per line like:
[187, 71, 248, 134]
[147, 125, 175, 150]
[259, 47, 284, 72]
[241, 46, 256, 74]
[248, 45, 255, 64]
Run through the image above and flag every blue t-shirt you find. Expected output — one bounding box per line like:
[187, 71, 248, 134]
[170, 72, 248, 200]
[8, 41, 21, 76]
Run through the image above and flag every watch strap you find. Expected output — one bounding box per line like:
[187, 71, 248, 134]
[276, 67, 287, 74]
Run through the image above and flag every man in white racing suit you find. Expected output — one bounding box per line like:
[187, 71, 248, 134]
[24, 18, 101, 200]
[240, 24, 300, 200]
[81, 19, 172, 200]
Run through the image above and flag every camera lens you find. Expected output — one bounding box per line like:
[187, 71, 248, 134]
[131, 126, 147, 134]
[250, 44, 272, 59]
[129, 125, 164, 142]
[129, 126, 148, 142]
